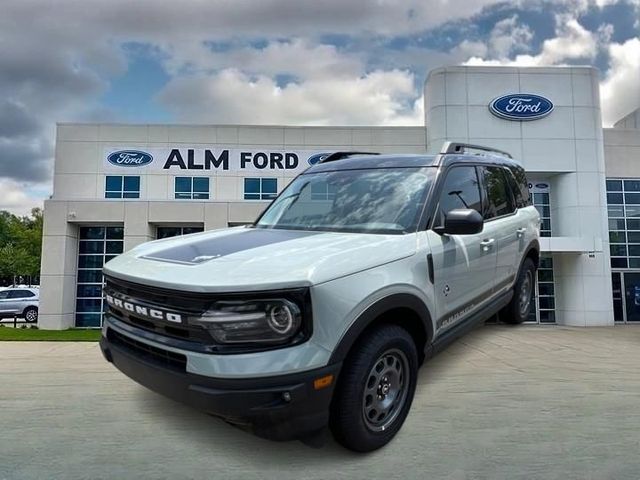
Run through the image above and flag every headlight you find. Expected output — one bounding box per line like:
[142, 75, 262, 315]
[189, 298, 303, 344]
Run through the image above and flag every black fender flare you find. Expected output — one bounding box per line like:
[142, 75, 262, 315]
[328, 293, 434, 364]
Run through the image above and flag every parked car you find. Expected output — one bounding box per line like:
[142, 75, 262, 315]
[99, 142, 540, 452]
[0, 287, 39, 322]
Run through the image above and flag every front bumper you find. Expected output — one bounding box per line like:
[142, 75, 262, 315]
[100, 325, 341, 441]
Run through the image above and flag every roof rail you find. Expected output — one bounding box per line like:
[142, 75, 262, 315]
[319, 151, 380, 163]
[441, 141, 513, 159]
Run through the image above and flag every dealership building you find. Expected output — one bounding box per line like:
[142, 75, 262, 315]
[39, 65, 640, 329]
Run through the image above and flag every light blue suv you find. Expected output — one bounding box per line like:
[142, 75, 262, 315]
[0, 287, 39, 323]
[100, 142, 540, 452]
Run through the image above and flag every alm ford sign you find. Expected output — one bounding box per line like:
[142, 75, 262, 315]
[489, 94, 553, 121]
[107, 150, 154, 167]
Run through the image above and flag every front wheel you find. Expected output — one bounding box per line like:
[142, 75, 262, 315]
[330, 324, 418, 452]
[23, 306, 38, 323]
[502, 258, 536, 324]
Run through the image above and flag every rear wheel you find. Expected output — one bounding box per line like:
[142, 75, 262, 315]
[330, 324, 418, 452]
[23, 306, 38, 323]
[502, 258, 536, 324]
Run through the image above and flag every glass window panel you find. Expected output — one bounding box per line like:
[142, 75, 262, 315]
[77, 285, 103, 298]
[607, 193, 624, 204]
[105, 191, 122, 199]
[539, 311, 556, 324]
[629, 258, 640, 268]
[262, 178, 277, 194]
[628, 232, 640, 243]
[624, 272, 640, 321]
[625, 193, 640, 204]
[611, 258, 628, 268]
[629, 245, 640, 256]
[625, 206, 640, 218]
[175, 177, 192, 193]
[76, 298, 102, 312]
[538, 270, 554, 282]
[540, 231, 551, 238]
[106, 241, 123, 254]
[78, 269, 103, 283]
[105, 255, 118, 263]
[538, 297, 555, 309]
[105, 176, 122, 192]
[624, 180, 640, 192]
[608, 206, 624, 217]
[533, 193, 549, 204]
[80, 227, 105, 240]
[606, 179, 623, 191]
[610, 231, 626, 243]
[79, 241, 104, 254]
[193, 192, 210, 200]
[183, 227, 204, 235]
[244, 178, 260, 194]
[538, 283, 555, 296]
[244, 193, 261, 200]
[628, 219, 640, 230]
[78, 255, 104, 269]
[609, 218, 626, 230]
[106, 227, 124, 239]
[611, 244, 628, 256]
[535, 205, 550, 217]
[193, 177, 209, 193]
[157, 227, 181, 239]
[539, 256, 553, 269]
[123, 192, 140, 199]
[123, 176, 140, 192]
[613, 300, 624, 322]
[262, 192, 277, 200]
[75, 313, 102, 328]
[175, 192, 192, 200]
[541, 219, 551, 231]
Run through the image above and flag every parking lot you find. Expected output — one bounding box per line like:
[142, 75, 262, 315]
[2, 325, 640, 480]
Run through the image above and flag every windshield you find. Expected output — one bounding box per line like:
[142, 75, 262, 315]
[255, 167, 436, 234]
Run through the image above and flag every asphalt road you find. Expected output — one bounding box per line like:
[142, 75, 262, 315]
[2, 325, 640, 480]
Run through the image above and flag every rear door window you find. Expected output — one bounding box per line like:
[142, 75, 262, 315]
[506, 165, 531, 208]
[480, 166, 515, 220]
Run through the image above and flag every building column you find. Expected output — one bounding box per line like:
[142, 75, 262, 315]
[39, 201, 78, 330]
[123, 202, 154, 251]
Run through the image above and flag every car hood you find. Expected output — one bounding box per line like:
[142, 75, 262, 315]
[104, 227, 417, 292]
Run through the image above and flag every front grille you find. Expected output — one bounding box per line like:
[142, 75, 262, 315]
[108, 328, 187, 372]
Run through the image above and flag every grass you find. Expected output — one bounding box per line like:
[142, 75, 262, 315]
[0, 327, 101, 341]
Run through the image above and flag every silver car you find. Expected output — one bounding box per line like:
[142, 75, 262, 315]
[0, 287, 39, 323]
[100, 142, 540, 452]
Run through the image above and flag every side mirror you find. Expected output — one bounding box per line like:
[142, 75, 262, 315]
[439, 208, 484, 235]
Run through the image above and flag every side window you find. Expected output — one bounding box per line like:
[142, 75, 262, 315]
[8, 290, 34, 299]
[481, 166, 515, 220]
[435, 166, 482, 226]
[507, 165, 531, 208]
[0, 291, 9, 300]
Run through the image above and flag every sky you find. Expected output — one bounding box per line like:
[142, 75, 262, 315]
[0, 0, 638, 215]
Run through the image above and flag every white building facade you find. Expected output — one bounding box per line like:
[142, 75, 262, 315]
[39, 65, 640, 330]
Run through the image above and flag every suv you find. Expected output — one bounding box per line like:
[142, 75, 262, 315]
[0, 287, 39, 322]
[100, 142, 539, 452]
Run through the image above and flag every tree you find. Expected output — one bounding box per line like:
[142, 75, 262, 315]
[0, 208, 43, 284]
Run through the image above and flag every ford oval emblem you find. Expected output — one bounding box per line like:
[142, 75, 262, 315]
[535, 183, 549, 189]
[107, 150, 153, 167]
[489, 94, 554, 121]
[307, 152, 331, 166]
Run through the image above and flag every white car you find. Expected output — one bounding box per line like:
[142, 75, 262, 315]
[0, 287, 39, 322]
[100, 142, 540, 451]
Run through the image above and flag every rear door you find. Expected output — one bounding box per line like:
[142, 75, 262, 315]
[478, 166, 520, 293]
[427, 165, 498, 332]
[0, 290, 11, 314]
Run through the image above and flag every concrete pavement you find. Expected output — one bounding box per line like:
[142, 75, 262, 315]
[2, 325, 640, 479]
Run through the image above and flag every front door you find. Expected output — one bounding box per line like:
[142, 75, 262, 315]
[427, 165, 497, 333]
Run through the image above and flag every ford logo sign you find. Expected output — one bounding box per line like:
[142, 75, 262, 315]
[307, 152, 331, 166]
[489, 94, 553, 121]
[107, 150, 153, 167]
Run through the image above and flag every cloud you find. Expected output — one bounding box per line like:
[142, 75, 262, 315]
[158, 67, 422, 126]
[0, 179, 45, 216]
[488, 15, 534, 59]
[600, 37, 640, 126]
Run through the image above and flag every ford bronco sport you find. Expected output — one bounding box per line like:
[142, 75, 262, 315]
[100, 142, 540, 452]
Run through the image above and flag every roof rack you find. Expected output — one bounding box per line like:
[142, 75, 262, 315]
[441, 142, 513, 159]
[319, 151, 380, 163]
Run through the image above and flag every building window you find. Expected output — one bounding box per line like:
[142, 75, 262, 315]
[156, 226, 204, 239]
[75, 226, 124, 328]
[105, 176, 140, 199]
[530, 182, 551, 237]
[244, 178, 277, 200]
[175, 177, 210, 200]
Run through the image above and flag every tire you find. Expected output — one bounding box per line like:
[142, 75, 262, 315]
[330, 324, 418, 452]
[23, 306, 38, 323]
[502, 258, 536, 324]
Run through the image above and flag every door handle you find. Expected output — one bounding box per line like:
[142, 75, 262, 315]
[516, 228, 526, 238]
[480, 238, 495, 251]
